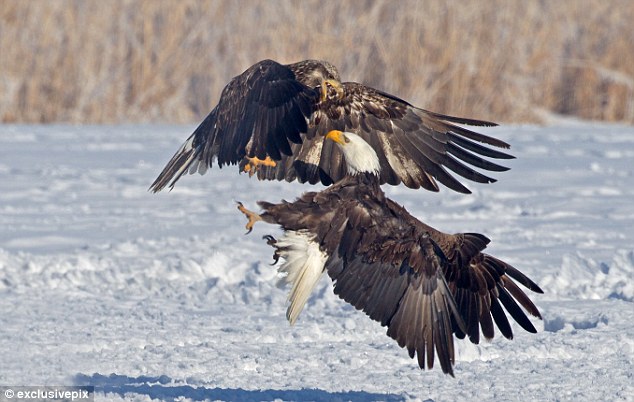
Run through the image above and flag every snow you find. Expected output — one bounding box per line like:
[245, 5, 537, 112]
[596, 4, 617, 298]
[0, 123, 633, 401]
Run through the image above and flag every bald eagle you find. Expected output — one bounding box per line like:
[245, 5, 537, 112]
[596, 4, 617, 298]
[237, 130, 543, 376]
[150, 59, 513, 194]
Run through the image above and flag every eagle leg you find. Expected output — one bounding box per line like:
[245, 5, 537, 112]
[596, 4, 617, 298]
[243, 156, 277, 177]
[236, 201, 262, 234]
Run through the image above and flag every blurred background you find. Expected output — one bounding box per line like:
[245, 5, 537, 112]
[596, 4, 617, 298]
[1, 0, 632, 125]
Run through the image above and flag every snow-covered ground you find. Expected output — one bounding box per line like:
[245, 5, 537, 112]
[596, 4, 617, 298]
[0, 124, 632, 401]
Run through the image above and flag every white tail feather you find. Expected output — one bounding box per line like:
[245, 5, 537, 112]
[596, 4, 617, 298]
[275, 231, 327, 325]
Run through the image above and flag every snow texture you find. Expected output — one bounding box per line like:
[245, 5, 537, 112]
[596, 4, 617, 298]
[0, 124, 633, 401]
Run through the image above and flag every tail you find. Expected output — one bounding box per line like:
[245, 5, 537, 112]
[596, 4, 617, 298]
[266, 231, 327, 325]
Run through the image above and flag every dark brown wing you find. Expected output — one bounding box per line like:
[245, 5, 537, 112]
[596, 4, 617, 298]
[259, 181, 467, 376]
[387, 198, 544, 344]
[256, 82, 513, 193]
[149, 59, 317, 192]
[325, 231, 466, 376]
[446, 250, 544, 344]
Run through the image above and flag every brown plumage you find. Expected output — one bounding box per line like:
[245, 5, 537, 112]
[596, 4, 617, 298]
[238, 131, 543, 376]
[150, 59, 513, 194]
[250, 173, 542, 376]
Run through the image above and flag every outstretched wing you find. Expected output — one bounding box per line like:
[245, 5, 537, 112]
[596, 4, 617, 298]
[257, 189, 466, 375]
[149, 59, 318, 192]
[325, 232, 466, 376]
[388, 198, 544, 343]
[316, 198, 467, 375]
[256, 82, 514, 193]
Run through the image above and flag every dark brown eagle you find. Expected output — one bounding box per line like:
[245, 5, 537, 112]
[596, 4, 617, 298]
[150, 59, 513, 194]
[237, 130, 543, 376]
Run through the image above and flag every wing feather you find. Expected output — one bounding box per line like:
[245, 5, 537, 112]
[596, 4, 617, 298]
[447, 133, 514, 160]
[385, 198, 543, 343]
[443, 250, 542, 341]
[323, 203, 464, 375]
[446, 143, 511, 172]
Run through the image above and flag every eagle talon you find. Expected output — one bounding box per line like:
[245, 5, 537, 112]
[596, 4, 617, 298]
[236, 201, 262, 234]
[243, 156, 277, 177]
[262, 235, 280, 264]
[262, 234, 277, 245]
[320, 79, 344, 102]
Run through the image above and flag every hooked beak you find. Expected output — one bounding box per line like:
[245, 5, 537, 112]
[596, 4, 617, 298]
[320, 79, 344, 102]
[325, 130, 347, 145]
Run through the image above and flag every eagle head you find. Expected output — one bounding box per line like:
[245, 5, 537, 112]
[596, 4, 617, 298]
[289, 60, 343, 102]
[326, 130, 381, 176]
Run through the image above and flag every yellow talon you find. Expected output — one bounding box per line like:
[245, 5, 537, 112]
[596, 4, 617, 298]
[243, 156, 277, 177]
[236, 201, 262, 234]
[320, 79, 344, 102]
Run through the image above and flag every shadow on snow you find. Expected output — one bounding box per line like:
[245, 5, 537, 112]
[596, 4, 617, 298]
[74, 373, 406, 402]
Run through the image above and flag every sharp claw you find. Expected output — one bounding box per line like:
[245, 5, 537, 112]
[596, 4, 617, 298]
[237, 201, 261, 234]
[262, 235, 280, 265]
[262, 234, 277, 244]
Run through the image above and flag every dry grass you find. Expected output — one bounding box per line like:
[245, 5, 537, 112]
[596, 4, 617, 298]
[1, 0, 633, 124]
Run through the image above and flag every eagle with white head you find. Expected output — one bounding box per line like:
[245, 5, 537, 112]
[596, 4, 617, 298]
[238, 130, 543, 376]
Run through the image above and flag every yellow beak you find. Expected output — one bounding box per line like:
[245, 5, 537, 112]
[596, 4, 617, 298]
[325, 130, 347, 145]
[320, 79, 344, 102]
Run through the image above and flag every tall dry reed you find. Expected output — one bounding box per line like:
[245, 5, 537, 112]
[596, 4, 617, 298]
[1, 0, 632, 124]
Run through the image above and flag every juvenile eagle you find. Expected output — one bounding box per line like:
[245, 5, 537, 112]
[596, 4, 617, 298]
[237, 130, 543, 376]
[150, 59, 513, 194]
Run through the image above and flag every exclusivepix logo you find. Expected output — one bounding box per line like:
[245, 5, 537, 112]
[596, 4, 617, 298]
[1, 386, 94, 401]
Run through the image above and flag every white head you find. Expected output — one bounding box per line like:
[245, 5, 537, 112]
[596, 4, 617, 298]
[325, 130, 381, 176]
